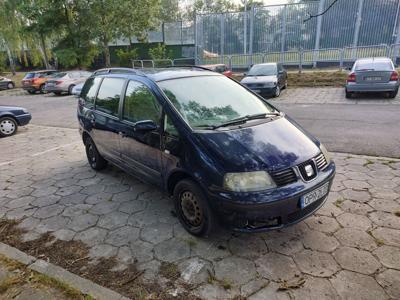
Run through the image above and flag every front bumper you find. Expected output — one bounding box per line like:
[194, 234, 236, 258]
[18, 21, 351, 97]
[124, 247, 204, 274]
[208, 162, 336, 232]
[346, 81, 399, 92]
[15, 113, 32, 126]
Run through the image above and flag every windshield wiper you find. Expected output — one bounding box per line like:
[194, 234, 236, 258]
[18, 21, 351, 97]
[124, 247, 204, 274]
[212, 112, 280, 129]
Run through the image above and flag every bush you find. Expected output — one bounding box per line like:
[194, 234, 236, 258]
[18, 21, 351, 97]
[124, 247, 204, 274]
[116, 48, 138, 66]
[149, 43, 170, 60]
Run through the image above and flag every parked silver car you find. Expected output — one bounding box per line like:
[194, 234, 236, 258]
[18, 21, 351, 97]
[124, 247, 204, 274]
[345, 57, 399, 98]
[44, 71, 92, 95]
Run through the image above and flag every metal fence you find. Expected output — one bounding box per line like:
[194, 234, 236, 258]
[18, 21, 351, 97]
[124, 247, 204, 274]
[195, 0, 400, 58]
[131, 43, 400, 71]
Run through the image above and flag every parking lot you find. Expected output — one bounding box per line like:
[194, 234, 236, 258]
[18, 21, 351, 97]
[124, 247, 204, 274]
[0, 88, 400, 299]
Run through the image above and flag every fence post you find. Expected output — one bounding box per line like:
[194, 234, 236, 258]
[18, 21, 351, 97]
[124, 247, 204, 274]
[228, 56, 232, 71]
[339, 49, 344, 70]
[280, 5, 287, 63]
[249, 5, 255, 67]
[194, 14, 198, 64]
[385, 44, 390, 57]
[299, 49, 303, 74]
[313, 0, 326, 68]
[220, 13, 225, 64]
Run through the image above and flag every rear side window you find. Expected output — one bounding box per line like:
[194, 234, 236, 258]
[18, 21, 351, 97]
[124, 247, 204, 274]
[123, 81, 161, 124]
[81, 77, 102, 109]
[96, 78, 125, 117]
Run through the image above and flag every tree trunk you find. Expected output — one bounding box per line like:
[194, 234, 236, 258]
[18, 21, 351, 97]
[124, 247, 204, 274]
[1, 38, 16, 75]
[39, 33, 51, 69]
[103, 38, 111, 67]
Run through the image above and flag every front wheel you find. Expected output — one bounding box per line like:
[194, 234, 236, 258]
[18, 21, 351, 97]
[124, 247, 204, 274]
[274, 86, 281, 97]
[173, 179, 216, 237]
[40, 84, 46, 94]
[85, 137, 108, 170]
[0, 117, 18, 137]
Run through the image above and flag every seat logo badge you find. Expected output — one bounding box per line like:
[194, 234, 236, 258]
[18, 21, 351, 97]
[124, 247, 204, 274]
[305, 164, 314, 177]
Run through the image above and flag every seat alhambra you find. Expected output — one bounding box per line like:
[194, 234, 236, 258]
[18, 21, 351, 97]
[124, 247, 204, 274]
[77, 67, 335, 236]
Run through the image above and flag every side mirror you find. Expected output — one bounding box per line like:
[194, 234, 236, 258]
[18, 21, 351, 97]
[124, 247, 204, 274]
[134, 120, 158, 132]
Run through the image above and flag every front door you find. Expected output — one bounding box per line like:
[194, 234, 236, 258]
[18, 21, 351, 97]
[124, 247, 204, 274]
[91, 77, 126, 160]
[119, 80, 163, 186]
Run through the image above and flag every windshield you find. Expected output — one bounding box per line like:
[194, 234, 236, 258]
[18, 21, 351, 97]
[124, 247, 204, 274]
[24, 73, 35, 79]
[158, 75, 276, 128]
[248, 64, 277, 76]
[355, 61, 392, 71]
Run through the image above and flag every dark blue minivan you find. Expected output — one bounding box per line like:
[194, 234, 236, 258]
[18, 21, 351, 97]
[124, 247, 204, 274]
[77, 67, 335, 236]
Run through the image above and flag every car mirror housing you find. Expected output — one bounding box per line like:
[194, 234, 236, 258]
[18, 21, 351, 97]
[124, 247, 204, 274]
[134, 120, 158, 132]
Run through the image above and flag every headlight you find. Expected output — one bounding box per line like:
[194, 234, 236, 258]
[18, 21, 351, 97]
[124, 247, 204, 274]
[22, 108, 29, 114]
[223, 171, 276, 192]
[320, 144, 331, 163]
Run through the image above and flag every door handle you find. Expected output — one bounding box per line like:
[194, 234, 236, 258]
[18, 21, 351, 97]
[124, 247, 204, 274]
[118, 131, 127, 138]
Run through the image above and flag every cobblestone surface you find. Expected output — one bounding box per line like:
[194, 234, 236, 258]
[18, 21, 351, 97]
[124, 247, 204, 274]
[1, 124, 400, 299]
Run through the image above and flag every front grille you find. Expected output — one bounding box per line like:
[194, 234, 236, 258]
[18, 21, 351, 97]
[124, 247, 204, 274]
[315, 153, 328, 170]
[271, 168, 297, 187]
[298, 160, 318, 181]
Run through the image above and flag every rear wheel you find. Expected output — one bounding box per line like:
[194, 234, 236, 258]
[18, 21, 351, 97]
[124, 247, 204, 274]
[173, 179, 216, 237]
[68, 85, 75, 95]
[85, 137, 108, 170]
[7, 82, 14, 89]
[39, 84, 46, 94]
[345, 90, 353, 99]
[0, 117, 18, 137]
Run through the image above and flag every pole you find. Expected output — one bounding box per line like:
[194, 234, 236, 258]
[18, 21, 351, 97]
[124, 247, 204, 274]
[280, 5, 287, 63]
[352, 0, 364, 59]
[244, 0, 247, 54]
[194, 13, 198, 64]
[220, 14, 224, 63]
[313, 0, 326, 68]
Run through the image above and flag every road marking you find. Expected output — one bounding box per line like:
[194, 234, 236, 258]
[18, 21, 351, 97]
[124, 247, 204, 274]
[0, 141, 80, 166]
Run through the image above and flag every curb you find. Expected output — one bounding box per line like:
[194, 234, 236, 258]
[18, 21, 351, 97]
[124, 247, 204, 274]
[0, 242, 130, 300]
[332, 151, 400, 162]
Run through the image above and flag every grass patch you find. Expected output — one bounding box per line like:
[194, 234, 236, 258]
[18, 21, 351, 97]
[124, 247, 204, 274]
[363, 159, 374, 167]
[334, 198, 344, 208]
[159, 262, 180, 281]
[0, 275, 24, 293]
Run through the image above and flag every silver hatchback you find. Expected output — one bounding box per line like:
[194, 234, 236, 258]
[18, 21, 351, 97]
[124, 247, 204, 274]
[345, 57, 399, 98]
[44, 71, 92, 95]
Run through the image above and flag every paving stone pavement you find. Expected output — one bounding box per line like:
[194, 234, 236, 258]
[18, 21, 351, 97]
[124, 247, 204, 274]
[276, 87, 400, 105]
[1, 125, 400, 299]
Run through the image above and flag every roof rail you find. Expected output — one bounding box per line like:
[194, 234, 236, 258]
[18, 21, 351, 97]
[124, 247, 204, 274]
[164, 65, 214, 72]
[93, 67, 146, 76]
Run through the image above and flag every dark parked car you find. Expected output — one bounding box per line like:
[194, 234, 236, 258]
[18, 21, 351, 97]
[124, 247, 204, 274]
[0, 106, 31, 137]
[0, 77, 15, 90]
[345, 57, 399, 98]
[77, 67, 335, 236]
[240, 63, 287, 97]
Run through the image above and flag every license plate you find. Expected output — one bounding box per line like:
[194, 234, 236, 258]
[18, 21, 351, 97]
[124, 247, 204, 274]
[365, 76, 381, 81]
[300, 182, 330, 209]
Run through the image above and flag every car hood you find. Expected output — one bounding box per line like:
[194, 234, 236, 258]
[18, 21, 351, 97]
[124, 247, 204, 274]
[195, 117, 320, 172]
[0, 106, 25, 112]
[241, 75, 277, 84]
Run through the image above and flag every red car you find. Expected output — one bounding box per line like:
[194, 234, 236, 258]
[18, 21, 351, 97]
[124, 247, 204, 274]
[200, 64, 233, 77]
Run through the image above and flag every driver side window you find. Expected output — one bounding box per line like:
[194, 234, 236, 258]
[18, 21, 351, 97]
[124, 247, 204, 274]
[123, 81, 161, 124]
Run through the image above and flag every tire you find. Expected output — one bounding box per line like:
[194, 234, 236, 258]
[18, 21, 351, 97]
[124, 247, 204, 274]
[173, 179, 216, 237]
[68, 85, 75, 95]
[39, 84, 46, 94]
[53, 92, 62, 96]
[345, 90, 353, 99]
[7, 82, 14, 89]
[387, 90, 398, 99]
[27, 90, 36, 95]
[274, 85, 281, 97]
[284, 80, 288, 89]
[0, 117, 18, 137]
[85, 137, 107, 170]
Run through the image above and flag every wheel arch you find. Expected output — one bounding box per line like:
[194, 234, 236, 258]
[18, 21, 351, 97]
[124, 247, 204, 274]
[167, 170, 197, 196]
[0, 114, 19, 125]
[82, 131, 91, 145]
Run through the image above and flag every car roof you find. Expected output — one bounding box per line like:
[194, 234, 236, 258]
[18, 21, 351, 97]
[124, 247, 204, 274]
[31, 70, 57, 73]
[96, 67, 220, 82]
[252, 63, 278, 67]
